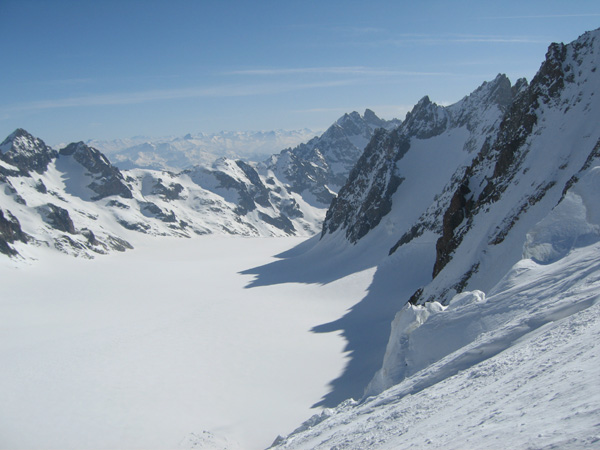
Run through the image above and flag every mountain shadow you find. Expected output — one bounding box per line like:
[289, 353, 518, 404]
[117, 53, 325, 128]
[241, 236, 433, 407]
[239, 235, 383, 288]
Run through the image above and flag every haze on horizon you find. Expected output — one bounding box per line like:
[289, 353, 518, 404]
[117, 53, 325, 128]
[1, 0, 599, 145]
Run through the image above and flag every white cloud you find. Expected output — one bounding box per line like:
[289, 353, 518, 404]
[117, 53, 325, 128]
[384, 34, 549, 45]
[481, 13, 600, 19]
[2, 80, 358, 113]
[227, 66, 452, 77]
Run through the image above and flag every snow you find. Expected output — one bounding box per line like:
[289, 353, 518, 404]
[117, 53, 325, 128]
[524, 166, 600, 264]
[0, 159, 19, 171]
[419, 31, 600, 305]
[269, 154, 600, 449]
[0, 235, 374, 450]
[271, 240, 600, 449]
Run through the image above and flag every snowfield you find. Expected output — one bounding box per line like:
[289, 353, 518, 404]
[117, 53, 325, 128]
[0, 235, 374, 450]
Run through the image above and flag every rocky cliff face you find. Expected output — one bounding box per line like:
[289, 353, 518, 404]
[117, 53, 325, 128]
[59, 142, 133, 200]
[263, 110, 400, 207]
[323, 30, 600, 306]
[322, 73, 516, 245]
[0, 208, 28, 255]
[321, 127, 410, 242]
[419, 28, 600, 304]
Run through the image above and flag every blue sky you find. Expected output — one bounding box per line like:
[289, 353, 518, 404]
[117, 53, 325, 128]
[1, 0, 599, 145]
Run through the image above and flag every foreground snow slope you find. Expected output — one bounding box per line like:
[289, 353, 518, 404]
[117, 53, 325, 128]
[271, 237, 600, 450]
[0, 235, 374, 450]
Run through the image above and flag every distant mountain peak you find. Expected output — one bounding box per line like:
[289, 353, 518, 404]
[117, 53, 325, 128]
[264, 109, 401, 207]
[0, 128, 57, 174]
[2, 128, 30, 142]
[59, 141, 133, 200]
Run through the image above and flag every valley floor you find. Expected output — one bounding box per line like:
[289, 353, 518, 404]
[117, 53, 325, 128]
[0, 236, 375, 450]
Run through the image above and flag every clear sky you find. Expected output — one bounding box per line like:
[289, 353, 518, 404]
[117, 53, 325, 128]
[1, 0, 599, 145]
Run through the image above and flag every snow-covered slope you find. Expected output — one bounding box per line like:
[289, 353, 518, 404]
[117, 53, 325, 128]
[420, 30, 600, 305]
[267, 28, 600, 448]
[271, 238, 600, 449]
[88, 129, 320, 171]
[273, 73, 521, 405]
[323, 73, 516, 245]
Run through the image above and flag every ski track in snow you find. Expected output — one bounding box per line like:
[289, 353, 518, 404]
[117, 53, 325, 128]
[0, 235, 375, 450]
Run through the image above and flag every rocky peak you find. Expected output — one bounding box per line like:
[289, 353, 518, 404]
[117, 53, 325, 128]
[336, 111, 362, 127]
[363, 108, 386, 128]
[60, 141, 112, 170]
[0, 128, 57, 174]
[59, 142, 133, 200]
[451, 74, 514, 121]
[401, 96, 449, 139]
[478, 74, 513, 108]
[512, 78, 529, 97]
[264, 109, 400, 207]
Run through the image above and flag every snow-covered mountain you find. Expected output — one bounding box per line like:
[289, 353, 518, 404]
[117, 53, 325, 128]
[0, 108, 397, 261]
[267, 28, 600, 448]
[323, 74, 517, 244]
[0, 131, 325, 260]
[263, 110, 400, 207]
[88, 129, 321, 171]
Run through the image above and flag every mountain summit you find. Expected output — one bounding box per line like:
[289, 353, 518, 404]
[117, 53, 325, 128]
[263, 109, 400, 206]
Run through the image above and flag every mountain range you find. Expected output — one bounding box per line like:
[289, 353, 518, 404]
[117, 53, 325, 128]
[0, 110, 395, 260]
[87, 128, 322, 172]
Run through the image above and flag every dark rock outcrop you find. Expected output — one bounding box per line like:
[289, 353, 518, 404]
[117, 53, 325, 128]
[430, 37, 580, 282]
[258, 212, 296, 234]
[139, 201, 177, 223]
[322, 128, 409, 243]
[59, 142, 133, 200]
[37, 203, 76, 234]
[0, 129, 57, 175]
[151, 179, 184, 200]
[0, 208, 28, 255]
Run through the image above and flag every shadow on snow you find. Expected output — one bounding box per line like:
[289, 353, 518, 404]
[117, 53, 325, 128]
[240, 236, 432, 408]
